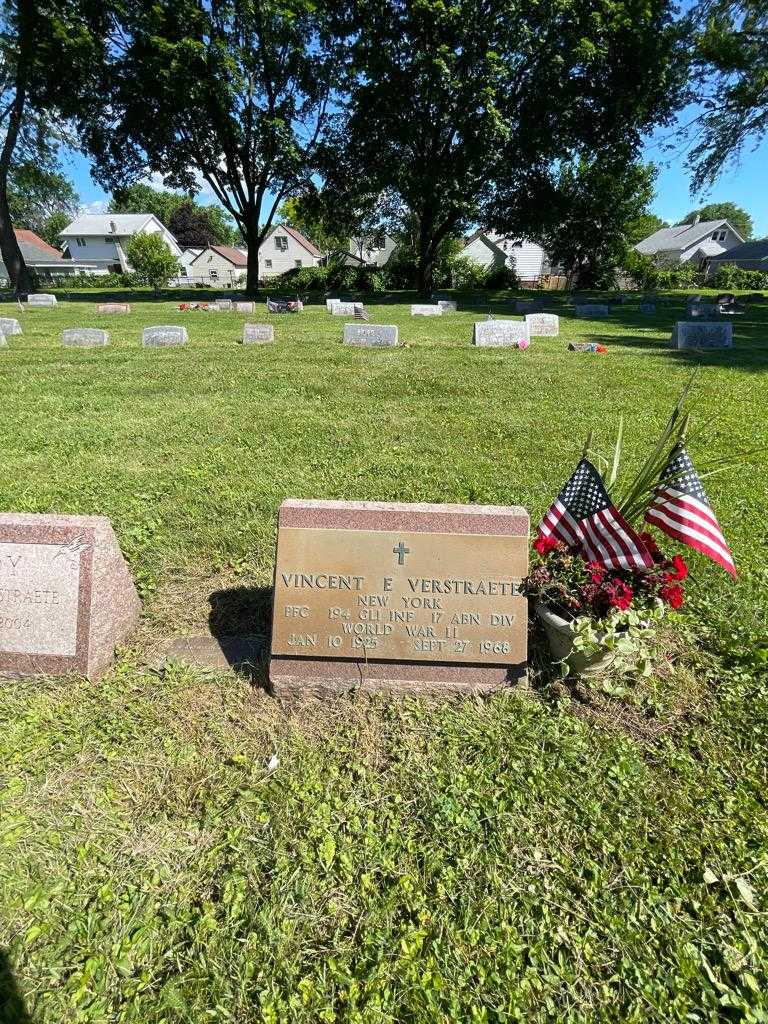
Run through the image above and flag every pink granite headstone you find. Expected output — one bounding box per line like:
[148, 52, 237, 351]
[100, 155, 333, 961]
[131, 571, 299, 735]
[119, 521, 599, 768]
[270, 499, 529, 697]
[0, 514, 140, 680]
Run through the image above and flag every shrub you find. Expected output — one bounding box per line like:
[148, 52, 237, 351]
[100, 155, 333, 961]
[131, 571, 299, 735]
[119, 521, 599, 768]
[447, 256, 488, 289]
[125, 233, 181, 296]
[709, 263, 768, 291]
[46, 272, 132, 290]
[485, 262, 519, 290]
[621, 250, 661, 290]
[654, 262, 705, 290]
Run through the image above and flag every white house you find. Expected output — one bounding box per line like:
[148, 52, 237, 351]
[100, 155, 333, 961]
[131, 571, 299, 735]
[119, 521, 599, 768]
[0, 228, 97, 284]
[460, 230, 551, 285]
[186, 245, 248, 285]
[345, 234, 397, 267]
[60, 214, 184, 274]
[259, 225, 323, 278]
[180, 247, 203, 274]
[634, 217, 744, 268]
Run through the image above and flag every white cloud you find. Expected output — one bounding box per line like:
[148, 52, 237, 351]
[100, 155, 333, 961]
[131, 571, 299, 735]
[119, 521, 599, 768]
[79, 199, 109, 216]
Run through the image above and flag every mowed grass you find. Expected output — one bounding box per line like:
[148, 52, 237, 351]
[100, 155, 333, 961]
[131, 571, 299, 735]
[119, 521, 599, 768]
[1, 288, 767, 1022]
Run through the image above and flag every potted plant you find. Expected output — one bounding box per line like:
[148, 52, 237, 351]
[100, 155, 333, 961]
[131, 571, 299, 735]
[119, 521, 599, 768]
[525, 383, 737, 678]
[525, 533, 687, 677]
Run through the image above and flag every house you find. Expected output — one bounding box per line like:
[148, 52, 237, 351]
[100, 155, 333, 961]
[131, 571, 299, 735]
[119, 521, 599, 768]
[706, 238, 768, 277]
[0, 228, 95, 284]
[634, 217, 744, 268]
[60, 213, 184, 274]
[460, 230, 551, 284]
[259, 225, 323, 278]
[179, 247, 203, 274]
[186, 245, 248, 285]
[345, 234, 397, 268]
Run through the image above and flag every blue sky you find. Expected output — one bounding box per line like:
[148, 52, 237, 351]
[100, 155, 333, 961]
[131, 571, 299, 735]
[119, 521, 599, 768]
[63, 113, 768, 238]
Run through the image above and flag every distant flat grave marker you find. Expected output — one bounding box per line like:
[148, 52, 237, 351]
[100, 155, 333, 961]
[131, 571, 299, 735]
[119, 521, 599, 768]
[672, 322, 733, 350]
[343, 324, 399, 347]
[97, 303, 131, 314]
[214, 299, 232, 311]
[411, 304, 442, 316]
[234, 301, 255, 313]
[270, 499, 528, 697]
[330, 302, 361, 316]
[0, 318, 22, 336]
[62, 328, 109, 348]
[686, 303, 718, 319]
[515, 300, 544, 314]
[0, 330, 7, 348]
[27, 293, 57, 307]
[574, 304, 610, 318]
[525, 313, 559, 337]
[142, 326, 188, 347]
[437, 300, 458, 312]
[473, 320, 530, 347]
[0, 513, 140, 680]
[242, 323, 275, 344]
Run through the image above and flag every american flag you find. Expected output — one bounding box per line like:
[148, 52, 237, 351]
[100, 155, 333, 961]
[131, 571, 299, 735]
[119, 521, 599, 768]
[538, 458, 654, 570]
[645, 444, 736, 577]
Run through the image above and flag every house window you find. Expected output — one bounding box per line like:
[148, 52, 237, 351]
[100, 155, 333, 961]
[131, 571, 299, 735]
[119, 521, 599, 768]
[711, 232, 719, 240]
[76, 237, 86, 247]
[265, 259, 272, 268]
[719, 231, 727, 241]
[104, 237, 115, 244]
[210, 270, 218, 280]
[275, 235, 288, 251]
[295, 259, 302, 268]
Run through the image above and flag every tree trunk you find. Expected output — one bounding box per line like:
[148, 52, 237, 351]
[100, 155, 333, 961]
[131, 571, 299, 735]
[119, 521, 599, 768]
[416, 216, 437, 300]
[245, 216, 261, 296]
[0, 0, 35, 296]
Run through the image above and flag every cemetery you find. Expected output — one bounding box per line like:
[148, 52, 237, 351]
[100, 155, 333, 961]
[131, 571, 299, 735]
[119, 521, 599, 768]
[1, 284, 766, 1021]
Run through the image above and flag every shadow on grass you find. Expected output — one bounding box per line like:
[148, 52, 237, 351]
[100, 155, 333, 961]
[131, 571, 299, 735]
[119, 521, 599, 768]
[579, 331, 768, 372]
[206, 585, 273, 684]
[0, 950, 31, 1024]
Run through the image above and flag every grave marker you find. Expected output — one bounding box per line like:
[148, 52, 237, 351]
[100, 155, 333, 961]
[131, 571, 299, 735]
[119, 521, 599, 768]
[27, 293, 57, 307]
[242, 323, 275, 344]
[62, 328, 109, 348]
[330, 302, 361, 316]
[142, 326, 188, 347]
[97, 303, 131, 314]
[671, 322, 733, 350]
[639, 303, 657, 314]
[574, 304, 610, 318]
[687, 303, 718, 319]
[525, 313, 559, 337]
[515, 300, 544, 314]
[0, 329, 6, 348]
[343, 324, 399, 347]
[0, 318, 22, 336]
[411, 304, 442, 316]
[270, 499, 528, 696]
[0, 513, 140, 680]
[473, 320, 530, 347]
[234, 301, 255, 313]
[437, 300, 458, 312]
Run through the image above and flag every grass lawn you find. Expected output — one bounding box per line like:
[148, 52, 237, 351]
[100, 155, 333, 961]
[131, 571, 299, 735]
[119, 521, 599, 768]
[0, 288, 767, 1022]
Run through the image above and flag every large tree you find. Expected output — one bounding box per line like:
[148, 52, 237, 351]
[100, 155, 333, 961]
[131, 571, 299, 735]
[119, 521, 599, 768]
[686, 0, 768, 190]
[0, 0, 106, 291]
[326, 0, 684, 296]
[678, 201, 753, 239]
[519, 154, 658, 288]
[85, 0, 345, 294]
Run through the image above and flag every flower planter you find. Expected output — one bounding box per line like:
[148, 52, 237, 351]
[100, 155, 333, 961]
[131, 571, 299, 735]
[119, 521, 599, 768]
[535, 603, 619, 677]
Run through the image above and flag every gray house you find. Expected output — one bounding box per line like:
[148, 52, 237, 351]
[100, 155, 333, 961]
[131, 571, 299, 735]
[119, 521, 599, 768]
[635, 217, 744, 268]
[706, 238, 768, 276]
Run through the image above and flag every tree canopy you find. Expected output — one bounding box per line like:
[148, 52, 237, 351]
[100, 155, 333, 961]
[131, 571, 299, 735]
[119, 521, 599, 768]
[125, 232, 180, 295]
[8, 162, 80, 246]
[687, 0, 768, 191]
[678, 201, 753, 239]
[85, 0, 346, 293]
[321, 0, 685, 295]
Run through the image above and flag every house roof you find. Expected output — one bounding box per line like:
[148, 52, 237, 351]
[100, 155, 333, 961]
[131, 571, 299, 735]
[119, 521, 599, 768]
[268, 224, 323, 258]
[708, 238, 768, 263]
[12, 228, 68, 265]
[635, 220, 741, 255]
[190, 245, 248, 267]
[60, 213, 155, 236]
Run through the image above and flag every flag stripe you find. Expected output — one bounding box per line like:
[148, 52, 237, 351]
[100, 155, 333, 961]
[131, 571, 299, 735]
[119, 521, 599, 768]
[653, 490, 725, 540]
[649, 494, 729, 552]
[645, 510, 736, 576]
[645, 506, 734, 567]
[602, 508, 653, 569]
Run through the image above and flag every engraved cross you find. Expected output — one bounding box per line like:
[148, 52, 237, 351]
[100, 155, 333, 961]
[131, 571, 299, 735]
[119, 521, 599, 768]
[393, 541, 410, 565]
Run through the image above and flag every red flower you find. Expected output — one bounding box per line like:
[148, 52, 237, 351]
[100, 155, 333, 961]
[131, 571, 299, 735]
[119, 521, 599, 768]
[660, 583, 684, 609]
[639, 531, 663, 563]
[667, 555, 688, 581]
[587, 561, 605, 583]
[605, 579, 633, 610]
[533, 535, 558, 556]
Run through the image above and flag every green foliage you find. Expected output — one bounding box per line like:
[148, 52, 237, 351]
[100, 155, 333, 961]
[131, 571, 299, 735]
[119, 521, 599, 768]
[626, 211, 668, 245]
[654, 262, 706, 289]
[328, 0, 684, 296]
[446, 255, 488, 290]
[621, 249, 662, 290]
[709, 263, 768, 290]
[0, 289, 766, 1020]
[47, 271, 132, 289]
[7, 162, 80, 237]
[111, 186, 237, 246]
[679, 202, 753, 240]
[85, 0, 346, 293]
[687, 0, 768, 189]
[124, 234, 179, 295]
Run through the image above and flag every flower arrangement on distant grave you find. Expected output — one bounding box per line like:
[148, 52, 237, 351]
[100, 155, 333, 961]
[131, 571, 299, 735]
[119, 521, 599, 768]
[524, 384, 738, 679]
